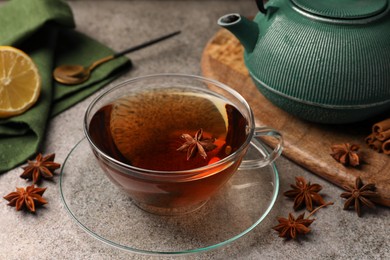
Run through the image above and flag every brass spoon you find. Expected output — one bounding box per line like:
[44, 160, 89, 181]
[53, 31, 181, 85]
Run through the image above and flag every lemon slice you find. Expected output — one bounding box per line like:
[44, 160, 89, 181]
[0, 46, 41, 118]
[109, 90, 227, 165]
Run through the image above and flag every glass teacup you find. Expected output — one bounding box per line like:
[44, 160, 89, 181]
[84, 74, 283, 215]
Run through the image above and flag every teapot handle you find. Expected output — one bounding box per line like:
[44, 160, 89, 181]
[256, 0, 267, 14]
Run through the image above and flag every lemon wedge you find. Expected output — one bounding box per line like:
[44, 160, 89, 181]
[0, 46, 41, 118]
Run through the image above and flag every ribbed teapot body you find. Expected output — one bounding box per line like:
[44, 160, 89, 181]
[246, 0, 390, 123]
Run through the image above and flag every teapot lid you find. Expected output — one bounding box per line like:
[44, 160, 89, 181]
[291, 0, 388, 19]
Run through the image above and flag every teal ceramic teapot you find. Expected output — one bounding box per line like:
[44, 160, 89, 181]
[218, 0, 390, 124]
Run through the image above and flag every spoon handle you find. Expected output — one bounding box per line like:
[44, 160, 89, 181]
[113, 30, 181, 58]
[88, 30, 181, 72]
[88, 55, 115, 72]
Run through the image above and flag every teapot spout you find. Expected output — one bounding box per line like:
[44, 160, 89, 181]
[218, 14, 259, 53]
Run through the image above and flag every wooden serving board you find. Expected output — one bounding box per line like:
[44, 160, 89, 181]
[201, 29, 390, 207]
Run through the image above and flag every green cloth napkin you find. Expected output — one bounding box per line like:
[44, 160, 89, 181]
[0, 0, 132, 173]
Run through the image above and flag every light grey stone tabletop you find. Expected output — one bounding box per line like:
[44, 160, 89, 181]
[0, 1, 389, 259]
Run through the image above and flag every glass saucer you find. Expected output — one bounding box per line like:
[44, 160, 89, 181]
[59, 138, 279, 255]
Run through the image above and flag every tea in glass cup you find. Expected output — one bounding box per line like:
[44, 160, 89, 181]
[84, 74, 283, 215]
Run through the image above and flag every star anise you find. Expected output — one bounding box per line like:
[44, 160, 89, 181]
[272, 202, 333, 240]
[284, 176, 326, 212]
[177, 128, 217, 160]
[3, 185, 47, 213]
[20, 153, 61, 184]
[340, 177, 379, 217]
[273, 212, 314, 240]
[330, 143, 360, 167]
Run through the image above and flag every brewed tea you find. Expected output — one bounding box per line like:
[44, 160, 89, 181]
[88, 88, 248, 171]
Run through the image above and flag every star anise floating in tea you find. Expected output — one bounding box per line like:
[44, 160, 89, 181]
[330, 143, 361, 167]
[283, 176, 326, 212]
[20, 153, 61, 184]
[3, 185, 47, 213]
[273, 202, 334, 240]
[340, 177, 379, 217]
[177, 128, 217, 160]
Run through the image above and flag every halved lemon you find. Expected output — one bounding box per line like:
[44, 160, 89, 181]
[0, 46, 41, 118]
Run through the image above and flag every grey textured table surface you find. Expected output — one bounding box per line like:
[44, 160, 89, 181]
[0, 1, 389, 259]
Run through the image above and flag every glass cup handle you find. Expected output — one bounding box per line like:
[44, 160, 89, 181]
[238, 127, 284, 170]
